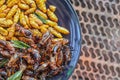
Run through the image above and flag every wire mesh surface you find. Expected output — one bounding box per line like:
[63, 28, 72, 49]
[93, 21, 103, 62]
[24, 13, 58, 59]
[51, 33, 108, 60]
[69, 0, 120, 80]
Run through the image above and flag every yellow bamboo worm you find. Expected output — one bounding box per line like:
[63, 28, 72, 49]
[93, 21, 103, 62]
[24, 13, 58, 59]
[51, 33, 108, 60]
[49, 5, 56, 12]
[47, 9, 58, 22]
[0, 18, 13, 27]
[29, 17, 39, 29]
[35, 0, 47, 13]
[0, 0, 5, 7]
[3, 8, 10, 14]
[29, 14, 42, 25]
[6, 0, 11, 4]
[13, 8, 21, 23]
[35, 10, 48, 19]
[0, 34, 6, 40]
[25, 8, 35, 14]
[53, 26, 69, 34]
[11, 37, 18, 40]
[0, 5, 7, 13]
[49, 27, 62, 38]
[40, 24, 49, 28]
[6, 5, 18, 19]
[0, 27, 8, 36]
[7, 23, 16, 38]
[20, 12, 28, 28]
[31, 29, 42, 37]
[0, 13, 6, 18]
[40, 26, 48, 34]
[18, 2, 29, 10]
[46, 20, 57, 27]
[7, 0, 18, 8]
[25, 15, 31, 28]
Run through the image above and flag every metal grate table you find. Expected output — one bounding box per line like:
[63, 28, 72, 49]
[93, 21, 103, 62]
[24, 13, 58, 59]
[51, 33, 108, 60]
[70, 0, 120, 80]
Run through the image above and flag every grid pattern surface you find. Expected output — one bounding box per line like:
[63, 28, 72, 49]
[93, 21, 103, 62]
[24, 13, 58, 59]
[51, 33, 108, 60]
[70, 0, 120, 80]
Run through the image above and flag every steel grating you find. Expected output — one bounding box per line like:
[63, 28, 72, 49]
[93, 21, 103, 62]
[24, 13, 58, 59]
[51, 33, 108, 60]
[69, 0, 120, 80]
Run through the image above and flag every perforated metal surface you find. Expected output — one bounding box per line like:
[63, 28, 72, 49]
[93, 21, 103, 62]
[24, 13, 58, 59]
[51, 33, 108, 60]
[70, 0, 120, 80]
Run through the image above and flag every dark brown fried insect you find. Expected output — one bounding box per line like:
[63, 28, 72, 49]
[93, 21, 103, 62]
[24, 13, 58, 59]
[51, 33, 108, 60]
[39, 31, 52, 45]
[0, 30, 71, 79]
[15, 24, 32, 37]
[0, 40, 15, 51]
[7, 53, 19, 67]
[22, 76, 37, 80]
[0, 50, 11, 58]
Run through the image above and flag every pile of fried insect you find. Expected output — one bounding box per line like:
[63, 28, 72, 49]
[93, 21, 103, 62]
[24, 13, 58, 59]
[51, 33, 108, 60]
[0, 0, 71, 80]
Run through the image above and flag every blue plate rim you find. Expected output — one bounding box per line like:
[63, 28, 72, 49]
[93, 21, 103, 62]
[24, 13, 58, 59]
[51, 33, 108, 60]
[64, 0, 82, 79]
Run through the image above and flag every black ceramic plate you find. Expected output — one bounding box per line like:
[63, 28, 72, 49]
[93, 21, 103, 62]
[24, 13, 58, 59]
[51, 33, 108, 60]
[47, 0, 81, 80]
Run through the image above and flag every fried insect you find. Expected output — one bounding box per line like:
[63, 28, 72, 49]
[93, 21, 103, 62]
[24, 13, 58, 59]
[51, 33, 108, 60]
[53, 26, 69, 34]
[25, 8, 35, 14]
[7, 23, 16, 38]
[13, 8, 21, 23]
[40, 27, 48, 34]
[7, 0, 18, 8]
[24, 15, 31, 28]
[35, 0, 47, 13]
[0, 13, 6, 18]
[23, 0, 33, 5]
[49, 27, 62, 38]
[0, 18, 13, 27]
[7, 53, 19, 67]
[35, 10, 48, 19]
[29, 14, 42, 25]
[3, 8, 10, 14]
[49, 5, 56, 12]
[22, 76, 37, 80]
[20, 12, 28, 28]
[0, 34, 6, 40]
[0, 5, 7, 13]
[39, 25, 48, 34]
[0, 0, 71, 79]
[18, 2, 29, 10]
[46, 20, 57, 27]
[11, 37, 18, 40]
[24, 0, 36, 14]
[31, 29, 42, 37]
[29, 17, 39, 29]
[47, 9, 58, 22]
[0, 0, 5, 7]
[6, 5, 18, 19]
[0, 27, 8, 36]
[15, 24, 32, 37]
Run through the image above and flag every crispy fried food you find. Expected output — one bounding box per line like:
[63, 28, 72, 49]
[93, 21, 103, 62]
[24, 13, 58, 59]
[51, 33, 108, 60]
[53, 26, 69, 34]
[35, 0, 47, 13]
[0, 5, 7, 13]
[0, 0, 70, 80]
[20, 12, 28, 28]
[0, 0, 5, 7]
[7, 0, 18, 8]
[0, 18, 13, 27]
[49, 5, 56, 12]
[47, 9, 58, 22]
[35, 10, 48, 19]
[13, 8, 21, 23]
[18, 2, 29, 10]
[6, 5, 18, 19]
[0, 27, 8, 36]
[7, 23, 16, 38]
[49, 27, 62, 38]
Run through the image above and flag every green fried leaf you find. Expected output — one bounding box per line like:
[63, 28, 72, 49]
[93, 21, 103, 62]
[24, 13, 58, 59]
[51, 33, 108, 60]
[7, 70, 23, 80]
[11, 40, 30, 49]
[34, 13, 47, 24]
[0, 59, 8, 67]
[67, 67, 74, 77]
